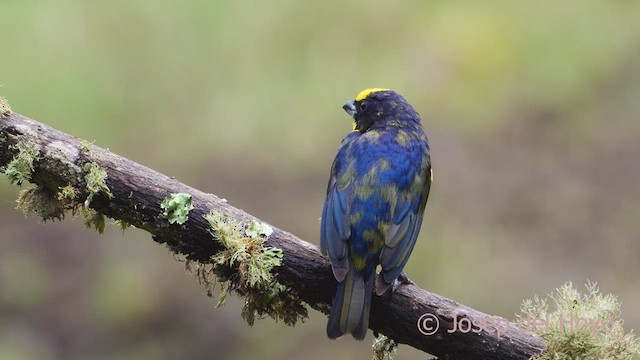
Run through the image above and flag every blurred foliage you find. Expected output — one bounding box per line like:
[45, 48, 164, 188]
[518, 282, 640, 359]
[1, 1, 640, 359]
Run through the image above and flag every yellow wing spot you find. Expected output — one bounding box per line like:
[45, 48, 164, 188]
[378, 159, 390, 171]
[364, 130, 381, 143]
[361, 164, 379, 183]
[362, 229, 379, 242]
[379, 185, 398, 206]
[376, 222, 390, 236]
[354, 186, 375, 199]
[355, 88, 390, 101]
[353, 256, 367, 271]
[350, 212, 363, 225]
[395, 131, 410, 146]
[430, 168, 434, 182]
[368, 240, 384, 253]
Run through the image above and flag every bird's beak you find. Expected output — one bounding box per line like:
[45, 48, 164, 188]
[343, 100, 356, 118]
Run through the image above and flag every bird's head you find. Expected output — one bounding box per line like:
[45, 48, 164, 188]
[343, 88, 418, 132]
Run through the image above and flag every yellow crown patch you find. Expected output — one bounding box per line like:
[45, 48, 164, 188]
[355, 88, 390, 102]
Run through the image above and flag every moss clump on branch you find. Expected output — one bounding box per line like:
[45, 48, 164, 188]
[82, 207, 107, 234]
[186, 212, 307, 326]
[207, 214, 279, 289]
[57, 185, 78, 205]
[372, 335, 398, 360]
[16, 185, 65, 221]
[15, 183, 107, 234]
[115, 219, 132, 232]
[4, 141, 40, 185]
[8, 153, 113, 234]
[0, 96, 11, 117]
[58, 184, 106, 233]
[78, 139, 95, 154]
[2, 127, 118, 234]
[517, 281, 640, 360]
[83, 162, 113, 206]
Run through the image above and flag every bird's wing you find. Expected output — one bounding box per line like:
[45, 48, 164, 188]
[379, 167, 432, 286]
[320, 161, 355, 282]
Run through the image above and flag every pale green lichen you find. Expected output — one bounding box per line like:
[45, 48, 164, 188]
[16, 185, 65, 222]
[189, 211, 307, 326]
[516, 281, 640, 360]
[245, 220, 273, 238]
[0, 96, 11, 117]
[83, 162, 113, 207]
[4, 141, 40, 185]
[372, 335, 398, 360]
[161, 193, 194, 225]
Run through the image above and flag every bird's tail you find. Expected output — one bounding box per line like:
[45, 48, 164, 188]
[327, 266, 375, 340]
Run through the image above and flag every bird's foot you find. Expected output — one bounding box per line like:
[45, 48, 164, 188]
[397, 272, 414, 286]
[375, 272, 414, 297]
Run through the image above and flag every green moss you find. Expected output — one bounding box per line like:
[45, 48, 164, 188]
[160, 193, 194, 225]
[310, 302, 332, 316]
[190, 211, 307, 326]
[57, 185, 78, 205]
[115, 219, 132, 233]
[207, 214, 280, 288]
[15, 181, 111, 234]
[79, 139, 95, 154]
[372, 335, 398, 360]
[81, 207, 107, 234]
[517, 282, 640, 360]
[16, 186, 65, 222]
[83, 162, 113, 206]
[0, 96, 11, 117]
[4, 141, 40, 185]
[4, 139, 114, 234]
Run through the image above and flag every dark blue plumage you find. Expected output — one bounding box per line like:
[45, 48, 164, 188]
[321, 88, 432, 340]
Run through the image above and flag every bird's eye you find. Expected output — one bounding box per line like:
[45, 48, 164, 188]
[359, 101, 368, 111]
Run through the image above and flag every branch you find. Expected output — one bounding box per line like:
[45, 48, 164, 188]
[0, 112, 544, 359]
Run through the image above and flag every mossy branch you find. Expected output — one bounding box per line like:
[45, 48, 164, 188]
[5, 110, 617, 359]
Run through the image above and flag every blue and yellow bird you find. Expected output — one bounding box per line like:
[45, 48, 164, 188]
[321, 88, 432, 340]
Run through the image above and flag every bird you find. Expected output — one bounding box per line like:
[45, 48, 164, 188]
[320, 88, 432, 340]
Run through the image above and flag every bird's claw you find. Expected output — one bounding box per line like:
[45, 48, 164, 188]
[397, 272, 414, 286]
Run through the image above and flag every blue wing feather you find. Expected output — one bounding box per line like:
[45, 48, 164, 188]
[321, 176, 353, 282]
[379, 167, 431, 287]
[380, 214, 423, 284]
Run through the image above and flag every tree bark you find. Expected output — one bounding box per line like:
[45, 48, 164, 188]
[0, 112, 544, 359]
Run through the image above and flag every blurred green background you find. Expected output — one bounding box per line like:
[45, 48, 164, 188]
[1, 1, 639, 359]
